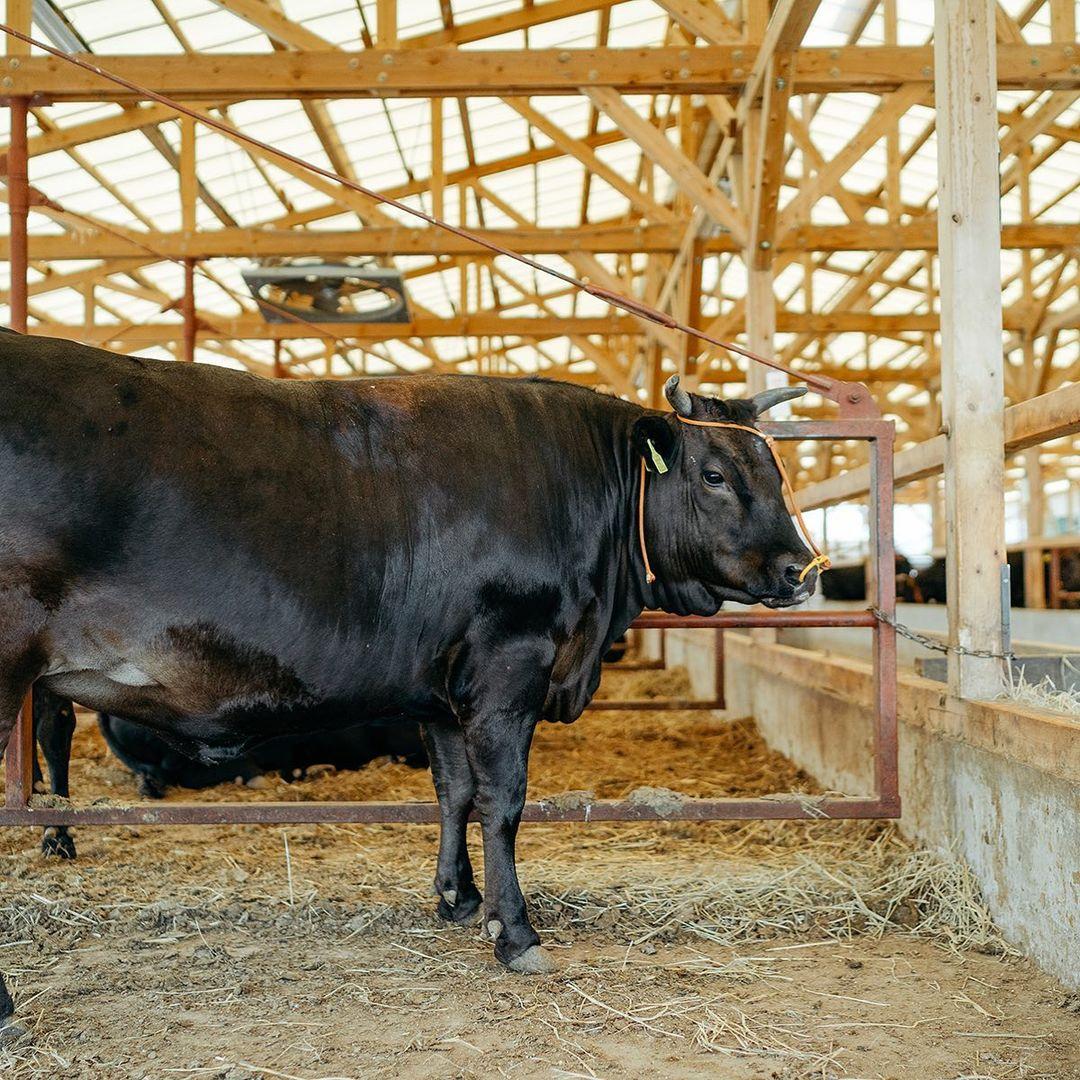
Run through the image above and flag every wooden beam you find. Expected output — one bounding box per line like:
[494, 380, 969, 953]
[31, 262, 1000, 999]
[749, 53, 795, 269]
[377, 0, 398, 48]
[504, 97, 677, 222]
[405, 0, 622, 49]
[584, 86, 746, 244]
[210, 0, 333, 48]
[796, 381, 1080, 510]
[777, 84, 927, 235]
[737, 0, 824, 127]
[652, 0, 740, 43]
[1050, 0, 1076, 41]
[14, 46, 1080, 101]
[0, 224, 694, 260]
[5, 220, 1078, 263]
[782, 220, 1080, 252]
[430, 98, 444, 221]
[936, 0, 1006, 698]
[4, 0, 30, 56]
[27, 315, 650, 344]
[179, 115, 197, 233]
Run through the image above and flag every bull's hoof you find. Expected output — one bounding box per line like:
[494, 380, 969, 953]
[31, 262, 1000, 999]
[41, 827, 76, 860]
[506, 945, 556, 975]
[136, 774, 166, 800]
[0, 1019, 27, 1047]
[436, 883, 482, 926]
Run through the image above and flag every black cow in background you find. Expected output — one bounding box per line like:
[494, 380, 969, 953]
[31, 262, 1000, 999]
[30, 687, 427, 861]
[906, 548, 1080, 607]
[820, 555, 922, 603]
[100, 711, 427, 799]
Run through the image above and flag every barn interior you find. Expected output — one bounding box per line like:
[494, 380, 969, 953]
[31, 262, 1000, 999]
[1, 1, 1079, 1078]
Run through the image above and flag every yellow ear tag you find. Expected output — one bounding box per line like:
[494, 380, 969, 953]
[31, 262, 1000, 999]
[646, 438, 669, 474]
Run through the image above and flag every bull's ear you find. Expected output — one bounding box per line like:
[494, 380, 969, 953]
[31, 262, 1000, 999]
[632, 415, 679, 474]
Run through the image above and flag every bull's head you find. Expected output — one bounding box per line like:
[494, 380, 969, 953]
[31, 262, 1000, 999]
[630, 375, 819, 614]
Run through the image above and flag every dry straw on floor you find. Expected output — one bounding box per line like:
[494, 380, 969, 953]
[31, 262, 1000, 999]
[1, 661, 1068, 1080]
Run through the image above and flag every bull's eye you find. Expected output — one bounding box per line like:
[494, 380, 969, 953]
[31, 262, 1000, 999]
[702, 469, 726, 488]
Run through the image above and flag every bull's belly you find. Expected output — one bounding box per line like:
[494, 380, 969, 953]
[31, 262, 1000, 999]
[43, 665, 432, 764]
[40, 610, 442, 759]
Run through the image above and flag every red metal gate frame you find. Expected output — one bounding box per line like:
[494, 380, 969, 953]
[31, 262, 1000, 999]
[0, 55, 897, 827]
[0, 417, 898, 827]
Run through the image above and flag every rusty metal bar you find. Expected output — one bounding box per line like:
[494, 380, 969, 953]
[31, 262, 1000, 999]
[182, 257, 196, 362]
[587, 699, 722, 711]
[4, 98, 32, 809]
[633, 610, 878, 629]
[0, 796, 894, 827]
[870, 422, 900, 813]
[6, 97, 28, 334]
[715, 628, 726, 710]
[5, 693, 33, 811]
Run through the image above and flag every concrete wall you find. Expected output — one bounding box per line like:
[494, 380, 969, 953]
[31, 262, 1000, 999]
[703, 630, 1080, 989]
[662, 625, 1080, 985]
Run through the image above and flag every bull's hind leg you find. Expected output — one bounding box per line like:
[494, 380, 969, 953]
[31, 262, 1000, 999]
[33, 688, 77, 859]
[449, 635, 555, 975]
[421, 719, 482, 925]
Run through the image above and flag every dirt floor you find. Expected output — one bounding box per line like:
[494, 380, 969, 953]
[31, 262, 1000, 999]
[0, 663, 1078, 1080]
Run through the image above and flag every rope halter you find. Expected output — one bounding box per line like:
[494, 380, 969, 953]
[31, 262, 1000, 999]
[637, 414, 832, 588]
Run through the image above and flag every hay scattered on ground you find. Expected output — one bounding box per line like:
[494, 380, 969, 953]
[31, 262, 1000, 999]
[0, 661, 1074, 1080]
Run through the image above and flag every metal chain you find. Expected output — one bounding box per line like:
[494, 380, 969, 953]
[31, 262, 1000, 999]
[871, 608, 1016, 662]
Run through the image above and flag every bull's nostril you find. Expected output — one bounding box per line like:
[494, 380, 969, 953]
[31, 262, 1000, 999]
[784, 563, 805, 586]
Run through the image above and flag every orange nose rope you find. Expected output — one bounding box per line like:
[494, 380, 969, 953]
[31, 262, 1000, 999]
[637, 416, 832, 587]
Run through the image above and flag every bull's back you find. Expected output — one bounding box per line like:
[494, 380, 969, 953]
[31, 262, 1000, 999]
[1, 339, 632, 741]
[0, 337, 391, 728]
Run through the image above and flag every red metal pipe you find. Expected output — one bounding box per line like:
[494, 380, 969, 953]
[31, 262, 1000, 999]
[7, 97, 28, 333]
[182, 257, 196, 362]
[4, 692, 33, 810]
[631, 610, 878, 629]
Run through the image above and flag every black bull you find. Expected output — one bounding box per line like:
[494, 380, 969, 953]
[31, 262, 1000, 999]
[0, 333, 818, 1022]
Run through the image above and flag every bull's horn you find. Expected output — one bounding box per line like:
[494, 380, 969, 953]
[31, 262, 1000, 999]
[664, 374, 693, 417]
[750, 386, 808, 416]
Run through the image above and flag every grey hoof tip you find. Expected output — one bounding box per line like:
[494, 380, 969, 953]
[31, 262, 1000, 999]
[442, 889, 457, 907]
[508, 945, 556, 975]
[0, 1020, 28, 1047]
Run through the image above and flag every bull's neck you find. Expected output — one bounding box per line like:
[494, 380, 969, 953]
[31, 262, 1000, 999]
[609, 405, 724, 621]
[608, 404, 666, 629]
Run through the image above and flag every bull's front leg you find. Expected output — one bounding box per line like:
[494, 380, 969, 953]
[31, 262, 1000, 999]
[449, 633, 555, 975]
[463, 710, 551, 972]
[421, 718, 482, 925]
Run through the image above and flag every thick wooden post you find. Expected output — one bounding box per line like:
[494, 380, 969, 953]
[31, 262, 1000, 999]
[7, 96, 28, 333]
[934, 0, 1006, 698]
